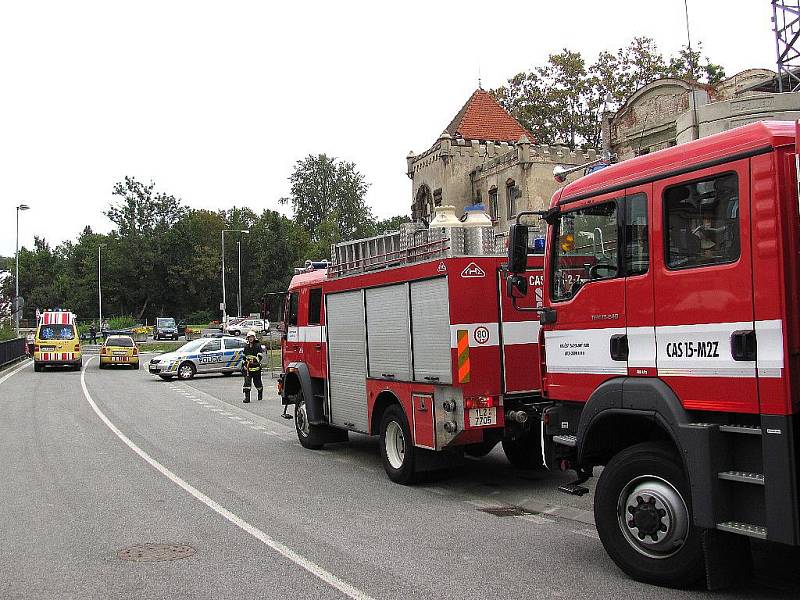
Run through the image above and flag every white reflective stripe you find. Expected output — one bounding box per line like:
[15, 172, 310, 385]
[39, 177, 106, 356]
[628, 326, 656, 368]
[449, 323, 500, 348]
[658, 367, 756, 378]
[655, 321, 754, 378]
[755, 319, 784, 376]
[501, 321, 541, 345]
[544, 327, 626, 375]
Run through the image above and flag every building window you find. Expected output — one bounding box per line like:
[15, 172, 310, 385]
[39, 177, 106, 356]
[506, 179, 520, 220]
[488, 187, 498, 221]
[414, 185, 433, 223]
[433, 188, 442, 207]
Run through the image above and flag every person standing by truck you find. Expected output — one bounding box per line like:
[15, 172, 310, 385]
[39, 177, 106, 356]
[241, 331, 264, 403]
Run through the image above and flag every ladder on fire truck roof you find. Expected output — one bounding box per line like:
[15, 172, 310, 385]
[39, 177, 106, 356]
[330, 228, 450, 278]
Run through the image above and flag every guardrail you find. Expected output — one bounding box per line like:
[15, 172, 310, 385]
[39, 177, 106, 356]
[0, 338, 27, 368]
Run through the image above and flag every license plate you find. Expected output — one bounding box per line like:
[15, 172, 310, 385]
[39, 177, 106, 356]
[469, 407, 497, 427]
[41, 346, 56, 351]
[113, 351, 127, 356]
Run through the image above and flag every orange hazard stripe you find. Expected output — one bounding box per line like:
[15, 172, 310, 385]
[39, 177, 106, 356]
[457, 329, 470, 383]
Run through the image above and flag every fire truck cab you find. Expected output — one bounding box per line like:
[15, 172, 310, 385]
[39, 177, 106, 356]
[279, 225, 546, 483]
[507, 121, 800, 587]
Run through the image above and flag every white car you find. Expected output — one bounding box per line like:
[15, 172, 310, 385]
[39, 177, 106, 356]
[225, 318, 269, 337]
[147, 336, 248, 380]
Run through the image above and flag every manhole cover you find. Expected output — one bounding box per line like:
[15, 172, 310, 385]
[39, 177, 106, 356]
[117, 543, 196, 562]
[479, 506, 532, 517]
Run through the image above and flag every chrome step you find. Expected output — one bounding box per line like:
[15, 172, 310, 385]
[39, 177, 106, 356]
[719, 424, 762, 435]
[718, 471, 765, 485]
[553, 434, 577, 447]
[717, 521, 767, 539]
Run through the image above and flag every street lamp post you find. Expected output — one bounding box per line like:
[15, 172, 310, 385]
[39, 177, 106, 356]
[98, 243, 106, 336]
[15, 204, 30, 336]
[221, 229, 249, 327]
[237, 241, 242, 318]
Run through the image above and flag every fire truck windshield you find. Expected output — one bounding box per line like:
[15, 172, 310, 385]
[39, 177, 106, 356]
[552, 201, 618, 301]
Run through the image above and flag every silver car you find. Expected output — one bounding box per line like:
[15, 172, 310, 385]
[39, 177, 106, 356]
[147, 336, 247, 380]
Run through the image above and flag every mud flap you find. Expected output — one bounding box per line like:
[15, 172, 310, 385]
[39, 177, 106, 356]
[702, 528, 752, 590]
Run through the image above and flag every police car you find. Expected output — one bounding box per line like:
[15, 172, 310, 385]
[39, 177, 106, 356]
[148, 336, 246, 380]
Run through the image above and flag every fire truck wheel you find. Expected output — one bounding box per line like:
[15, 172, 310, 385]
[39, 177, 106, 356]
[501, 433, 544, 470]
[594, 441, 703, 588]
[379, 404, 416, 484]
[294, 395, 324, 450]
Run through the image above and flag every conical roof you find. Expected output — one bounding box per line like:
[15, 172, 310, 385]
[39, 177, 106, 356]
[443, 89, 532, 143]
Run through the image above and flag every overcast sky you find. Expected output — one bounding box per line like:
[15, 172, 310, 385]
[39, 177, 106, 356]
[0, 0, 778, 256]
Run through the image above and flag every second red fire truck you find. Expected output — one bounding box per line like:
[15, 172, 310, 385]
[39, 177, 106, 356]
[279, 231, 546, 483]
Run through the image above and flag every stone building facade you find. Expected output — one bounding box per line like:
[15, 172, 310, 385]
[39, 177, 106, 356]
[608, 69, 800, 160]
[406, 89, 595, 236]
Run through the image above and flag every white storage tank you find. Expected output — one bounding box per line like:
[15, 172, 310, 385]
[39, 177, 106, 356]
[429, 205, 464, 256]
[462, 204, 495, 255]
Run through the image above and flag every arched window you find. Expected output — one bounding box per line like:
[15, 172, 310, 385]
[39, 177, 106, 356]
[413, 185, 433, 223]
[488, 186, 498, 222]
[506, 178, 520, 220]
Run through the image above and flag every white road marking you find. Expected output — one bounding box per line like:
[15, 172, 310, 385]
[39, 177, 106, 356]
[80, 358, 375, 600]
[0, 359, 31, 385]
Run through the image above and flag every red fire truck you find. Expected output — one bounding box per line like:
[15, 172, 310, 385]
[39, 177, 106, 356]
[278, 233, 546, 484]
[505, 121, 800, 587]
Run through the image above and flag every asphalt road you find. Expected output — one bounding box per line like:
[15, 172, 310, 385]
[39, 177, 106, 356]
[2, 356, 799, 599]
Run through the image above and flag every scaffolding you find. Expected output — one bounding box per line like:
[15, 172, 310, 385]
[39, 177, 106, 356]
[773, 0, 800, 92]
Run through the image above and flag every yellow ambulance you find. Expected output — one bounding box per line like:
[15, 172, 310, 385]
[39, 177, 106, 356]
[33, 310, 82, 372]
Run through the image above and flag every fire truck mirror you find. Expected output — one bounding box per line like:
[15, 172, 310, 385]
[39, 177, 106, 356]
[506, 274, 528, 299]
[508, 224, 529, 273]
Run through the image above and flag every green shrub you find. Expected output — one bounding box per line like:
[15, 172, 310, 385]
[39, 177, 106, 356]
[186, 310, 214, 325]
[0, 322, 17, 341]
[107, 315, 136, 330]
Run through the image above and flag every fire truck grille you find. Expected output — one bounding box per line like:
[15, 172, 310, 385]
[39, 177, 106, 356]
[116, 543, 196, 562]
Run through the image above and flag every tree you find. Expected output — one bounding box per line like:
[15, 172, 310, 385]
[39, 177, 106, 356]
[280, 154, 374, 257]
[374, 215, 411, 234]
[105, 176, 187, 320]
[491, 37, 726, 150]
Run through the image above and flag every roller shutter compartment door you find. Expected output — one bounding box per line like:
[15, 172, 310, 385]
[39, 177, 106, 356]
[326, 290, 368, 431]
[411, 278, 452, 384]
[365, 284, 411, 381]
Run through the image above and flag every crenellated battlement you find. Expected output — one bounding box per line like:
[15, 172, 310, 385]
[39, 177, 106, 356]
[407, 133, 597, 177]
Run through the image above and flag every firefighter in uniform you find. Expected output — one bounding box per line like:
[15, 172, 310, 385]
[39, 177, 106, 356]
[242, 331, 264, 403]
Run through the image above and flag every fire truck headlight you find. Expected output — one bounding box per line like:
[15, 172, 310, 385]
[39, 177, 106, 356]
[443, 421, 458, 434]
[442, 400, 456, 412]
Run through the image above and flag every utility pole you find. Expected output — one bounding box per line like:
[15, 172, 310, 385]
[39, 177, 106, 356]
[222, 229, 250, 327]
[98, 243, 106, 335]
[237, 240, 242, 318]
[15, 204, 30, 336]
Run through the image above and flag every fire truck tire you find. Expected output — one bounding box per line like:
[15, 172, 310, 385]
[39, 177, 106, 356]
[501, 433, 544, 470]
[594, 441, 704, 588]
[34, 362, 42, 372]
[294, 395, 325, 450]
[379, 404, 417, 484]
